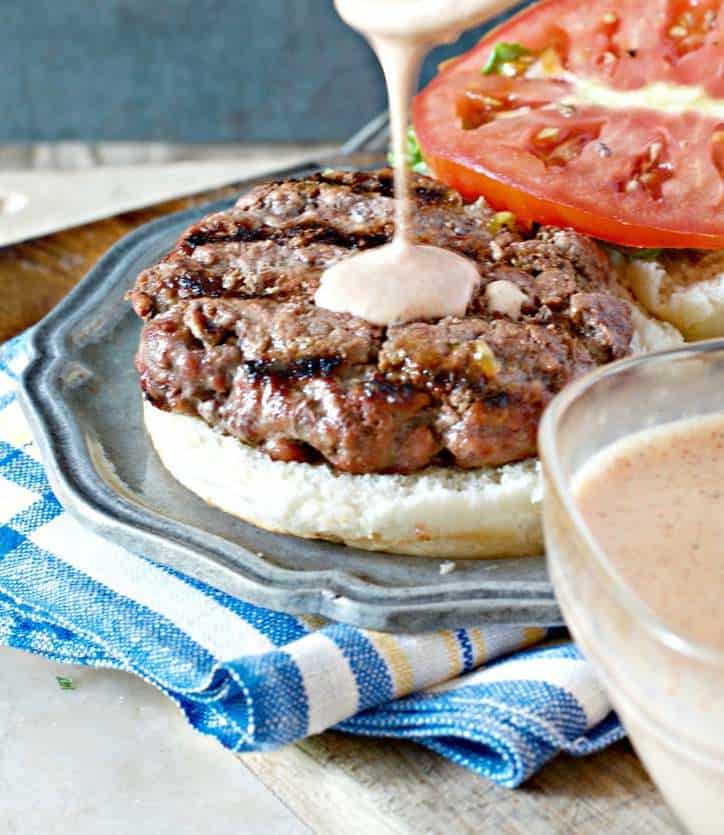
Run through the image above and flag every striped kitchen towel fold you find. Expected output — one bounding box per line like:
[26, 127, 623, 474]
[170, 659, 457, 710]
[0, 333, 624, 787]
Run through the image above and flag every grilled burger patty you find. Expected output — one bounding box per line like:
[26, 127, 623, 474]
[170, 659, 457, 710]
[130, 169, 633, 475]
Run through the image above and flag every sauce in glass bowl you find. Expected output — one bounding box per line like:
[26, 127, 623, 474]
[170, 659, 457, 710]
[539, 342, 724, 835]
[573, 414, 724, 648]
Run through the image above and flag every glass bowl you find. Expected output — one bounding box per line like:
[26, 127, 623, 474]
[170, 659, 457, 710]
[539, 340, 724, 835]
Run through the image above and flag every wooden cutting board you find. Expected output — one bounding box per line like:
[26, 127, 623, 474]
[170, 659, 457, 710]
[0, 178, 681, 835]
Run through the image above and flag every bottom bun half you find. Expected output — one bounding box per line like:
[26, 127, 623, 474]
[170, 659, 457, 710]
[144, 400, 543, 559]
[143, 301, 682, 560]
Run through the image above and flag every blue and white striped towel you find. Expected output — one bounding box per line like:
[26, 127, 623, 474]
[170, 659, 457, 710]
[0, 333, 624, 787]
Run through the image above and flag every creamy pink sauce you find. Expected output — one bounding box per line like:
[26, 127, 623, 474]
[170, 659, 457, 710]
[316, 0, 517, 325]
[573, 414, 724, 648]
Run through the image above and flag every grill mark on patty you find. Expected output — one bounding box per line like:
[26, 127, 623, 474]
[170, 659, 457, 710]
[183, 222, 391, 253]
[176, 272, 225, 298]
[290, 225, 390, 250]
[364, 376, 418, 402]
[184, 224, 272, 249]
[244, 355, 345, 382]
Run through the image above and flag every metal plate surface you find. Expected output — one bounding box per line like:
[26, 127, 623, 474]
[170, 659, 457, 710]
[19, 149, 561, 632]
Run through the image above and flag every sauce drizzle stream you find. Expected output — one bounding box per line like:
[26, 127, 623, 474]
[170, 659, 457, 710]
[316, 0, 519, 326]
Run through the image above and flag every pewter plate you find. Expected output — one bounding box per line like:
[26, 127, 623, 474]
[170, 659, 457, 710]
[19, 144, 561, 632]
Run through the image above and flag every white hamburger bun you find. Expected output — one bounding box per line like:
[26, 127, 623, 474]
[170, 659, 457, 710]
[621, 250, 724, 341]
[143, 299, 681, 560]
[144, 399, 544, 559]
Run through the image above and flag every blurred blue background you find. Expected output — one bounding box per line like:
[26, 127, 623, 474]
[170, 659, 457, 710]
[4, 0, 517, 143]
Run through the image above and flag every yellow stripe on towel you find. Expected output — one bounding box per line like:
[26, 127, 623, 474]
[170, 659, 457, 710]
[440, 630, 462, 678]
[368, 632, 415, 695]
[469, 628, 487, 664]
[523, 627, 547, 647]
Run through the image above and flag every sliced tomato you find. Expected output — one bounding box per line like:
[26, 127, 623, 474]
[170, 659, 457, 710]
[413, 0, 724, 248]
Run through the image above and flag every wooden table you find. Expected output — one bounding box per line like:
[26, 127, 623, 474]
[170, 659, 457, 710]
[0, 179, 681, 835]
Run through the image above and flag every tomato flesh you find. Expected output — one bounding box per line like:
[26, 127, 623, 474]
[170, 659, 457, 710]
[413, 0, 724, 249]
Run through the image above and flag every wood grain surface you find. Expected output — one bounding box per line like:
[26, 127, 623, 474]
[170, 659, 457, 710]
[245, 735, 679, 835]
[0, 174, 681, 835]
